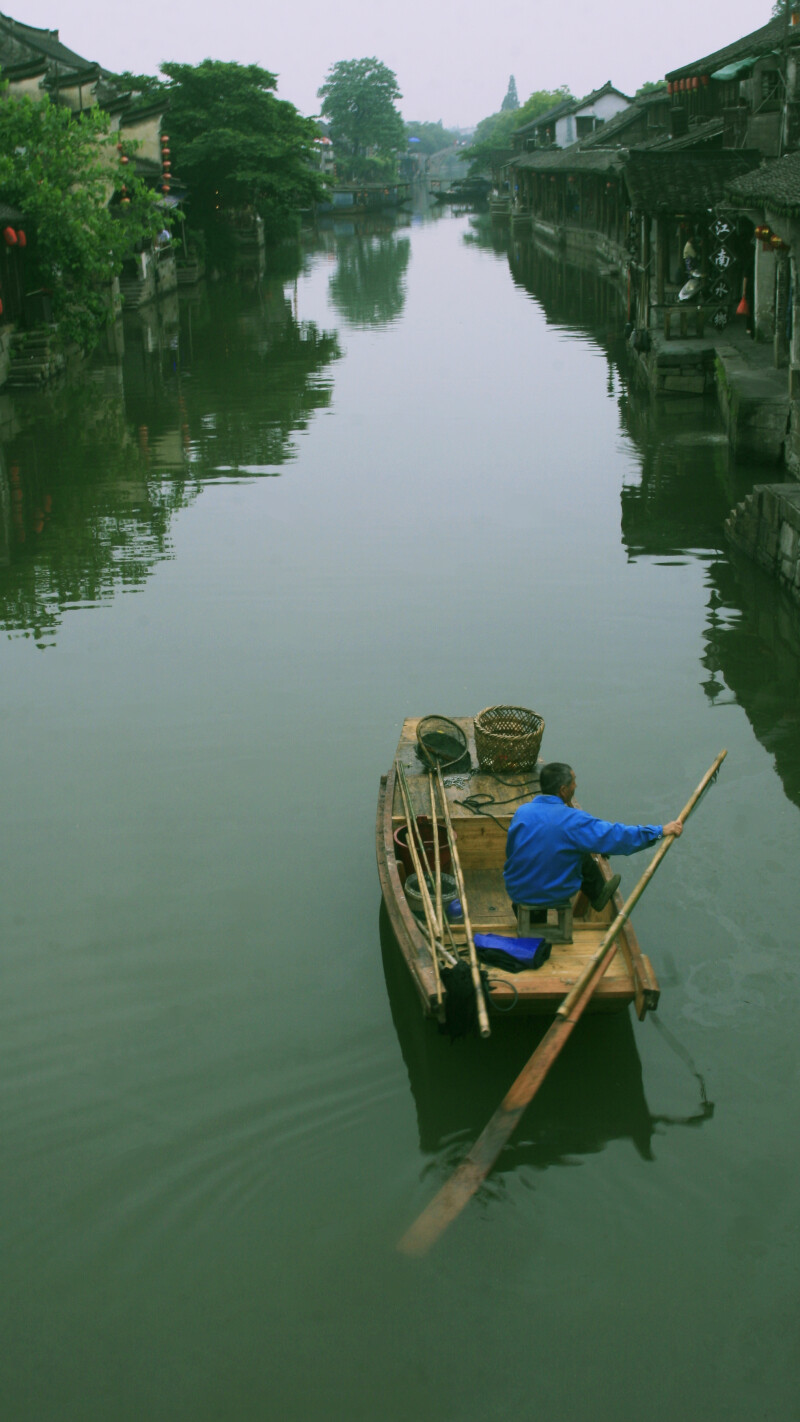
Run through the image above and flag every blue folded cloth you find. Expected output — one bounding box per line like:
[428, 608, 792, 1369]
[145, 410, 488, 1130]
[474, 933, 552, 972]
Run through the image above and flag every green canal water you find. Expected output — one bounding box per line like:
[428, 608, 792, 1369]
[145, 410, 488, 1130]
[2, 205, 799, 1420]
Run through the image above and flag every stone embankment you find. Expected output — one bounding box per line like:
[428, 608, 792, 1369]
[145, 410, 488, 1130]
[725, 483, 800, 605]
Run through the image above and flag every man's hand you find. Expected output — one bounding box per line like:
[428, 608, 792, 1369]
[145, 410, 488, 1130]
[663, 820, 683, 837]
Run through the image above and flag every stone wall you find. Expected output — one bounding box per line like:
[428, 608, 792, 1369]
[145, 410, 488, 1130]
[725, 482, 800, 605]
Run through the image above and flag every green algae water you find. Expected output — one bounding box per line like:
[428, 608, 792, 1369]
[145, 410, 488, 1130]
[1, 205, 799, 1421]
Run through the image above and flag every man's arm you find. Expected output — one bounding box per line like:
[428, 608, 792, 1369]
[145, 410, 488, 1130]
[567, 808, 669, 856]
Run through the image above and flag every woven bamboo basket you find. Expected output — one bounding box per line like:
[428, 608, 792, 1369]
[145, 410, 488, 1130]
[474, 705, 544, 773]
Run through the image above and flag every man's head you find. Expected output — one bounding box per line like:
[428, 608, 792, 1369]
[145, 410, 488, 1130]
[539, 762, 576, 802]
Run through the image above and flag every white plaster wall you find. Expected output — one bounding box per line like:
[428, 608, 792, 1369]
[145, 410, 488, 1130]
[593, 93, 629, 122]
[119, 113, 162, 166]
[555, 114, 575, 145]
[5, 74, 46, 99]
[555, 93, 629, 147]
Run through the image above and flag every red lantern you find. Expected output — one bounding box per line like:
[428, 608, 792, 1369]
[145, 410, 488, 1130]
[161, 147, 170, 159]
[162, 161, 171, 172]
[3, 226, 17, 245]
[121, 197, 130, 206]
[16, 230, 26, 247]
[701, 74, 710, 87]
[120, 154, 129, 165]
[161, 183, 170, 194]
[692, 76, 699, 90]
[160, 133, 169, 144]
[667, 81, 673, 95]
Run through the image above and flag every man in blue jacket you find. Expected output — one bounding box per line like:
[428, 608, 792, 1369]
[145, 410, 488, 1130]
[504, 761, 683, 916]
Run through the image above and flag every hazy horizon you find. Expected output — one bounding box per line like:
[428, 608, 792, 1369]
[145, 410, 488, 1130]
[7, 1, 778, 129]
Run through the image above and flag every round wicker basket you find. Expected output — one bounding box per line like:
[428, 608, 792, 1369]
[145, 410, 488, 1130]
[474, 705, 544, 774]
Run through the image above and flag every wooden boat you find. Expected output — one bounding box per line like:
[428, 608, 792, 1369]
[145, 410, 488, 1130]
[377, 717, 660, 1021]
[430, 178, 491, 204]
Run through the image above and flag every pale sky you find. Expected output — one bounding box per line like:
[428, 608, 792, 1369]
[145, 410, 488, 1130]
[8, 1, 776, 129]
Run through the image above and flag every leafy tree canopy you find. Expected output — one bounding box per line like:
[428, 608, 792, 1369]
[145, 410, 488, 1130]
[635, 79, 668, 95]
[0, 89, 162, 348]
[404, 119, 459, 156]
[317, 58, 405, 178]
[516, 86, 574, 126]
[159, 60, 325, 235]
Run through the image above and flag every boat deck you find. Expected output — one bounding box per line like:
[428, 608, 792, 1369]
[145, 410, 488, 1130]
[379, 717, 659, 1017]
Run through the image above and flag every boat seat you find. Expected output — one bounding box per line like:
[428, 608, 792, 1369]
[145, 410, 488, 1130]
[515, 900, 573, 944]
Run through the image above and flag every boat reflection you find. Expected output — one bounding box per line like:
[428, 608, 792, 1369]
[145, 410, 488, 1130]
[380, 906, 710, 1186]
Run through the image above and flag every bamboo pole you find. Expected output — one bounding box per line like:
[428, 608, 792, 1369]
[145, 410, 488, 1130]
[394, 761, 444, 1016]
[430, 772, 444, 937]
[398, 750, 727, 1255]
[434, 762, 491, 1040]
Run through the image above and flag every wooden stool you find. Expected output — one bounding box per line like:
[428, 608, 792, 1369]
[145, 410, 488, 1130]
[515, 900, 573, 944]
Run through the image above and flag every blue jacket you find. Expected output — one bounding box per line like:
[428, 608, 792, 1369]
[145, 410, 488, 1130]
[504, 795, 662, 906]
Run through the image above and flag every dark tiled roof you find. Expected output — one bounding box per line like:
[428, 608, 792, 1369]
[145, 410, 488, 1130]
[666, 16, 790, 82]
[0, 11, 94, 71]
[727, 151, 800, 214]
[578, 92, 668, 149]
[514, 81, 632, 137]
[508, 147, 625, 176]
[624, 150, 761, 212]
[639, 116, 725, 151]
[515, 98, 574, 137]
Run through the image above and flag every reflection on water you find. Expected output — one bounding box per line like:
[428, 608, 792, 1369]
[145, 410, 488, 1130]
[327, 229, 411, 329]
[380, 909, 710, 1187]
[0, 274, 339, 645]
[508, 231, 800, 818]
[705, 557, 800, 807]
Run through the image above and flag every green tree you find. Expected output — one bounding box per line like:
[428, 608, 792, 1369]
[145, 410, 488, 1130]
[0, 90, 162, 348]
[404, 120, 459, 156]
[635, 79, 668, 96]
[317, 58, 405, 179]
[501, 76, 519, 112]
[159, 61, 325, 236]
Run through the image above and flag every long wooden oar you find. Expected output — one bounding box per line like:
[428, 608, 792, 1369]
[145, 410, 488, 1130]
[398, 749, 727, 1255]
[434, 762, 491, 1040]
[394, 760, 445, 1017]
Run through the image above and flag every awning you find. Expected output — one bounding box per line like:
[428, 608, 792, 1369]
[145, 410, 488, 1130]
[711, 53, 775, 81]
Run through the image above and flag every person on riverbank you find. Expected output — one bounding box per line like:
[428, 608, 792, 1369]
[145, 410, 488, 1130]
[504, 761, 682, 917]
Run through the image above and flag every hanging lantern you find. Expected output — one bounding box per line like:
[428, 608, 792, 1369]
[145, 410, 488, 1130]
[161, 183, 170, 194]
[692, 76, 699, 90]
[117, 142, 123, 151]
[121, 197, 130, 206]
[160, 133, 170, 144]
[3, 227, 17, 245]
[667, 81, 673, 95]
[162, 160, 171, 172]
[770, 233, 784, 247]
[701, 75, 710, 87]
[16, 230, 26, 247]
